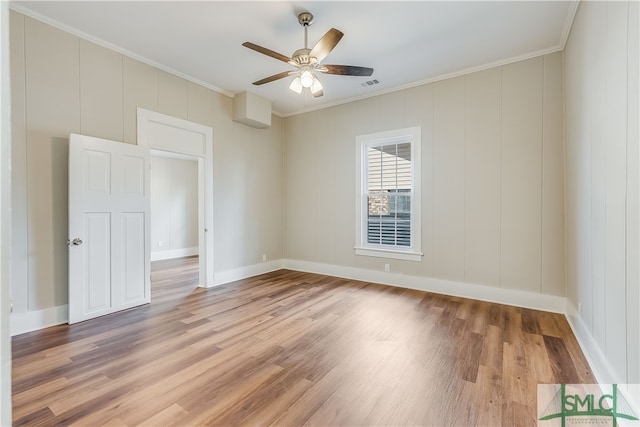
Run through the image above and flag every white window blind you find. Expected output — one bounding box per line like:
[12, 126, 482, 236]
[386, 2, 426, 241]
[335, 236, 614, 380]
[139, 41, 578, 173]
[366, 142, 412, 247]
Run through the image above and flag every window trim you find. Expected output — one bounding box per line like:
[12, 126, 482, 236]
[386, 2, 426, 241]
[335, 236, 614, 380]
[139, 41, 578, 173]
[354, 126, 422, 262]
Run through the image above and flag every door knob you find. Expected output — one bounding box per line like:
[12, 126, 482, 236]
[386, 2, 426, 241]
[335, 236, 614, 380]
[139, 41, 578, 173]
[72, 238, 83, 246]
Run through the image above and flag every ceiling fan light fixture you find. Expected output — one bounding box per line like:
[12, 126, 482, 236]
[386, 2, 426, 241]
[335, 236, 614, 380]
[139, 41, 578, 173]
[310, 76, 323, 95]
[300, 70, 314, 88]
[289, 77, 303, 94]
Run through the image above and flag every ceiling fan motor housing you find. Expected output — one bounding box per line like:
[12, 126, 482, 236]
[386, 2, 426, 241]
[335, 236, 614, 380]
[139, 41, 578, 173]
[291, 48, 317, 67]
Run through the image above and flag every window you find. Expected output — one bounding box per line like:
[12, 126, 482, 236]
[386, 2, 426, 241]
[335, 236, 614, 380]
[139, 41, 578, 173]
[355, 127, 422, 261]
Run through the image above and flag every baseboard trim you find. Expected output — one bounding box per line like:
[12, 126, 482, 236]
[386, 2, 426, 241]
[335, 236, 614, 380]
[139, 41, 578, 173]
[151, 247, 199, 261]
[281, 259, 567, 314]
[11, 304, 68, 336]
[8, 259, 567, 337]
[211, 260, 284, 288]
[565, 301, 620, 384]
[565, 302, 640, 414]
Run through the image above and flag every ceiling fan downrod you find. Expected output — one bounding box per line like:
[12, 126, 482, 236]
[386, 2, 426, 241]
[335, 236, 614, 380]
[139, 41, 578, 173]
[298, 12, 314, 49]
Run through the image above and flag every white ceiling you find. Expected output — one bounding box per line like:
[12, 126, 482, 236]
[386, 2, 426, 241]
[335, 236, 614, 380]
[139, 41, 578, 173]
[11, 1, 578, 116]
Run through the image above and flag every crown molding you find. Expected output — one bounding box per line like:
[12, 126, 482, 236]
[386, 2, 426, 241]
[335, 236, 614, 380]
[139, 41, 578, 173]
[9, 3, 235, 99]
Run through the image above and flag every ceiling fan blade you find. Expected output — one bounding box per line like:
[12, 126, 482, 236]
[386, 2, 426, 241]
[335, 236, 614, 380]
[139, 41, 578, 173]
[252, 71, 294, 85]
[311, 89, 324, 98]
[320, 65, 374, 77]
[242, 42, 291, 63]
[309, 28, 344, 62]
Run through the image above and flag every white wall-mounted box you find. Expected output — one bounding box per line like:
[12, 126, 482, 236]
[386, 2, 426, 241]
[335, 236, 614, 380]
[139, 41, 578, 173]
[233, 91, 272, 129]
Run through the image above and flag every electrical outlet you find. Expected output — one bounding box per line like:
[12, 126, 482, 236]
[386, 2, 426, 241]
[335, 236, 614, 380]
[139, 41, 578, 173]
[384, 263, 390, 272]
[578, 302, 582, 315]
[262, 254, 267, 262]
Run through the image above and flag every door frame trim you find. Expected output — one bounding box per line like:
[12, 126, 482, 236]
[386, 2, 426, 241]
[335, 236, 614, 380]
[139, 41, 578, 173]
[136, 108, 214, 287]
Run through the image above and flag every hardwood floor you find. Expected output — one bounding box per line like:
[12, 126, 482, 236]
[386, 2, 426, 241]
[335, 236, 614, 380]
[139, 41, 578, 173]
[12, 256, 594, 426]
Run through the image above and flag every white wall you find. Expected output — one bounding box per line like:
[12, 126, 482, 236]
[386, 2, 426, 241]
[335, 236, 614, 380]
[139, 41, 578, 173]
[9, 11, 283, 334]
[564, 0, 639, 385]
[0, 0, 12, 422]
[150, 155, 198, 261]
[284, 52, 565, 299]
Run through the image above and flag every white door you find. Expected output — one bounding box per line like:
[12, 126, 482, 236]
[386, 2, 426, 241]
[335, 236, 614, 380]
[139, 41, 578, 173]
[68, 134, 151, 324]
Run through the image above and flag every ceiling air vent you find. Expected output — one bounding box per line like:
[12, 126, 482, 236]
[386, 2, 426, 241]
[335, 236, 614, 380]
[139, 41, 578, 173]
[361, 79, 380, 87]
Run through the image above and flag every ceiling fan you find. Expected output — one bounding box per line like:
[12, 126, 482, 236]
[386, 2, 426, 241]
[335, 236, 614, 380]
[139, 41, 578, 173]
[242, 12, 374, 98]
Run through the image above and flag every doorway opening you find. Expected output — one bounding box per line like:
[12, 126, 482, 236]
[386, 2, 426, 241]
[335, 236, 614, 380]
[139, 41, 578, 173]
[137, 108, 214, 288]
[150, 150, 200, 292]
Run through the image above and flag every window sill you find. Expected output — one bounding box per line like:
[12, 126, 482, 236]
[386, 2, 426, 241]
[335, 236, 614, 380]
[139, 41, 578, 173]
[354, 247, 423, 262]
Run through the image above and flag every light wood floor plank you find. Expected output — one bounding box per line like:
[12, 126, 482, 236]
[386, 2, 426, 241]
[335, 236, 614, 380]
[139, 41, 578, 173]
[12, 256, 595, 426]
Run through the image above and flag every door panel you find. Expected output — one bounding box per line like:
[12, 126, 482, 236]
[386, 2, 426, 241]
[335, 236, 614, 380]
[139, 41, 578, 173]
[84, 212, 111, 314]
[122, 212, 145, 303]
[69, 133, 150, 324]
[84, 150, 111, 194]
